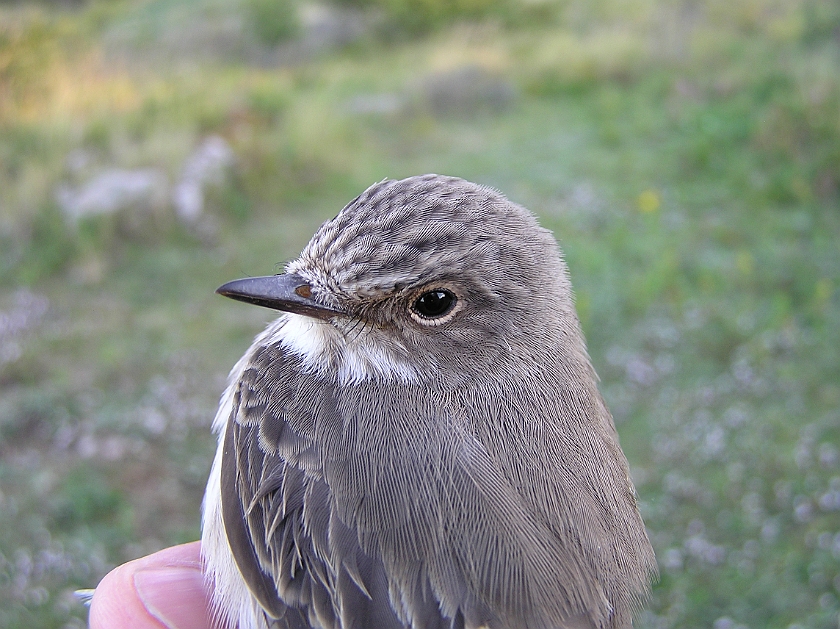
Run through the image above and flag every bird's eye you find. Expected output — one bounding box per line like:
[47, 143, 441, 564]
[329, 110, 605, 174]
[412, 289, 457, 321]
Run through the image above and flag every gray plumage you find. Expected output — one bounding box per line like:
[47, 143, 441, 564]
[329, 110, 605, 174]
[202, 174, 656, 629]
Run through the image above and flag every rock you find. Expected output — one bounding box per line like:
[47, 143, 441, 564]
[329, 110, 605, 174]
[56, 168, 169, 221]
[172, 136, 235, 223]
[0, 289, 49, 367]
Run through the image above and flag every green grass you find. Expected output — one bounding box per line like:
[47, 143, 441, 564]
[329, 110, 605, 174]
[0, 0, 838, 627]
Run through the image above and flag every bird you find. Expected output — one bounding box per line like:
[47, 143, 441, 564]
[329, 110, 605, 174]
[201, 174, 656, 629]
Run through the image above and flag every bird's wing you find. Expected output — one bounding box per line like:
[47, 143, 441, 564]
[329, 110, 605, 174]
[222, 342, 445, 629]
[222, 342, 608, 629]
[221, 419, 313, 628]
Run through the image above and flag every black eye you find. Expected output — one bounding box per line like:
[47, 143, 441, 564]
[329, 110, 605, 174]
[413, 289, 456, 320]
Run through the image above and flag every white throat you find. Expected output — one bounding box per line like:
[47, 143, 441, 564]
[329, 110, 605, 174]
[265, 313, 421, 386]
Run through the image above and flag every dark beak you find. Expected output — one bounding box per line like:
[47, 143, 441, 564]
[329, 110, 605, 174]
[216, 273, 341, 321]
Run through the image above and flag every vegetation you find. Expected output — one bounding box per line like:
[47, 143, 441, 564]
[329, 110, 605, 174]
[0, 0, 838, 627]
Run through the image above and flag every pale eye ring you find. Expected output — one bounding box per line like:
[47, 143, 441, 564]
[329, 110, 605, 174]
[410, 289, 460, 325]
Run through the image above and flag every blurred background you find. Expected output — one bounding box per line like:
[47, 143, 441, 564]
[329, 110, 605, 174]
[1, 0, 838, 627]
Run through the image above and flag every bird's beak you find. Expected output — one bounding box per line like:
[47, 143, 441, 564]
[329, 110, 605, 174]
[216, 273, 341, 321]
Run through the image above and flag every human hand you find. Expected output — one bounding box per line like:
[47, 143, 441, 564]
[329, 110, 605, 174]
[89, 541, 216, 629]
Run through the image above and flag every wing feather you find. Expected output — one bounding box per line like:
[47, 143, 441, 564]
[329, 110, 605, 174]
[221, 344, 412, 629]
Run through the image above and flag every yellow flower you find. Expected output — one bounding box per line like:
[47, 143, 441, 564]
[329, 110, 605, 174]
[637, 189, 661, 213]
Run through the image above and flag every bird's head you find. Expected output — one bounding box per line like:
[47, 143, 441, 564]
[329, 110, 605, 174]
[218, 175, 589, 385]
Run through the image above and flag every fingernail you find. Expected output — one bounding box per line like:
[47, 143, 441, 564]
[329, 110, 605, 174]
[135, 564, 213, 629]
